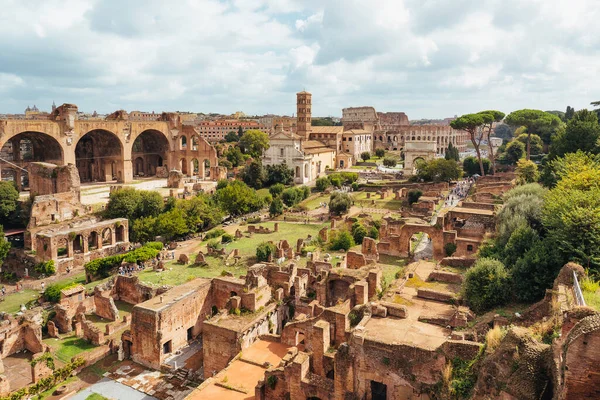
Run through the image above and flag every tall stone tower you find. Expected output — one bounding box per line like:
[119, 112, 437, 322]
[296, 91, 312, 139]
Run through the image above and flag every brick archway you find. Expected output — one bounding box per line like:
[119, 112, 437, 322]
[75, 129, 124, 183]
[397, 224, 446, 259]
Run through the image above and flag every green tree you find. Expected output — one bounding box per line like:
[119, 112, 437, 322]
[329, 192, 352, 216]
[591, 101, 600, 122]
[238, 126, 244, 137]
[269, 197, 284, 217]
[315, 177, 330, 192]
[496, 183, 547, 246]
[225, 131, 239, 142]
[329, 229, 355, 251]
[565, 106, 575, 121]
[515, 159, 539, 184]
[505, 109, 563, 159]
[269, 183, 285, 198]
[256, 242, 277, 262]
[214, 180, 264, 216]
[463, 258, 511, 313]
[541, 151, 600, 188]
[382, 157, 398, 167]
[451, 113, 489, 176]
[155, 208, 188, 241]
[550, 109, 600, 157]
[139, 191, 164, 218]
[444, 143, 460, 161]
[281, 188, 301, 207]
[177, 194, 223, 232]
[132, 216, 157, 243]
[407, 189, 422, 205]
[361, 152, 370, 162]
[329, 175, 342, 188]
[0, 182, 19, 219]
[504, 140, 526, 164]
[416, 159, 462, 182]
[239, 129, 270, 158]
[224, 146, 245, 167]
[493, 124, 514, 141]
[463, 156, 490, 176]
[351, 222, 368, 244]
[375, 148, 385, 158]
[516, 133, 543, 155]
[479, 110, 505, 174]
[241, 160, 266, 189]
[542, 168, 600, 270]
[265, 164, 294, 186]
[0, 226, 11, 266]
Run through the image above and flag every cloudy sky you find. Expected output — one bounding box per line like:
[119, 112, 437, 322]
[0, 0, 598, 118]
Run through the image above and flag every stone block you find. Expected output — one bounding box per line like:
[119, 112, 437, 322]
[178, 254, 189, 264]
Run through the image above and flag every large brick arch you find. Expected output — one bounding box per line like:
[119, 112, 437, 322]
[397, 224, 447, 259]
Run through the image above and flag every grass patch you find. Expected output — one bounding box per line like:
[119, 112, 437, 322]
[299, 194, 329, 211]
[352, 191, 403, 211]
[43, 335, 96, 364]
[404, 274, 460, 293]
[376, 255, 407, 283]
[86, 394, 111, 400]
[392, 294, 414, 306]
[581, 276, 600, 310]
[0, 289, 39, 314]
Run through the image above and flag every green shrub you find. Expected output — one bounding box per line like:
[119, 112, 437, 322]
[351, 182, 359, 191]
[315, 177, 330, 192]
[463, 258, 511, 313]
[269, 183, 285, 198]
[329, 230, 355, 251]
[367, 226, 379, 240]
[375, 148, 385, 158]
[329, 192, 352, 216]
[34, 260, 56, 276]
[351, 222, 368, 244]
[361, 151, 370, 162]
[383, 157, 398, 167]
[269, 197, 284, 217]
[407, 189, 423, 205]
[256, 242, 277, 262]
[329, 175, 342, 188]
[207, 240, 222, 251]
[221, 233, 234, 243]
[44, 282, 79, 303]
[444, 242, 457, 257]
[205, 228, 226, 239]
[247, 216, 262, 224]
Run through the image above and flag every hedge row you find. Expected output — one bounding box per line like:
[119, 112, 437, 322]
[84, 242, 163, 277]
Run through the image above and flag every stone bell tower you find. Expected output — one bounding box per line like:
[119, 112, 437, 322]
[296, 91, 312, 140]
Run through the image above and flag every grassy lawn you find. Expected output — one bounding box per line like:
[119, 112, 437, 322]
[352, 192, 403, 211]
[44, 335, 97, 364]
[0, 289, 40, 314]
[138, 222, 327, 286]
[404, 274, 461, 294]
[86, 300, 133, 331]
[299, 193, 330, 211]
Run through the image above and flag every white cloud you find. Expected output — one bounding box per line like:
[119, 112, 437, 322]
[0, 0, 598, 118]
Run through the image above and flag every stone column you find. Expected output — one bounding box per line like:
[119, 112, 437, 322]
[122, 159, 133, 183]
[96, 231, 103, 249]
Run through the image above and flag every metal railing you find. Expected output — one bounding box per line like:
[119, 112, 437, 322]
[573, 271, 587, 307]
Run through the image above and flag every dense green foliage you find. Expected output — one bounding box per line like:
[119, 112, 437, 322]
[550, 109, 600, 157]
[463, 258, 511, 313]
[269, 197, 284, 216]
[329, 192, 352, 216]
[34, 260, 55, 276]
[445, 143, 460, 161]
[84, 242, 162, 278]
[361, 151, 370, 162]
[382, 156, 398, 167]
[463, 156, 490, 176]
[256, 242, 277, 262]
[214, 180, 264, 216]
[239, 129, 270, 158]
[269, 183, 285, 198]
[415, 159, 462, 182]
[503, 140, 526, 164]
[375, 148, 385, 158]
[516, 133, 543, 155]
[315, 177, 330, 192]
[515, 159, 539, 184]
[505, 109, 563, 148]
[0, 227, 10, 267]
[0, 182, 19, 219]
[407, 189, 422, 205]
[351, 222, 368, 244]
[281, 186, 310, 207]
[329, 229, 355, 251]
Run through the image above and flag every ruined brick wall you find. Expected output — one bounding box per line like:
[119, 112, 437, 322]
[93, 290, 119, 321]
[202, 323, 240, 377]
[346, 251, 367, 269]
[0, 316, 44, 359]
[211, 278, 246, 310]
[130, 307, 160, 369]
[112, 275, 166, 304]
[560, 313, 600, 399]
[156, 281, 213, 365]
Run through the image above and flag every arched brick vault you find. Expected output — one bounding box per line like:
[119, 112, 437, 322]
[0, 107, 218, 184]
[395, 223, 454, 259]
